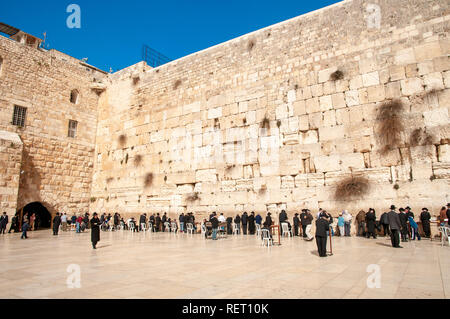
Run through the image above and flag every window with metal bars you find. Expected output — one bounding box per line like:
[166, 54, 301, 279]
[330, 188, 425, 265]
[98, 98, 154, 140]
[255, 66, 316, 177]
[12, 105, 27, 127]
[68, 120, 78, 138]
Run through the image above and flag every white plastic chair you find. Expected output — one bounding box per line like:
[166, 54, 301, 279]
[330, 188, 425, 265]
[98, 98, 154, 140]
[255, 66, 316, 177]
[186, 223, 194, 234]
[129, 222, 135, 232]
[233, 223, 240, 235]
[438, 227, 450, 246]
[255, 223, 262, 237]
[201, 224, 206, 237]
[261, 229, 272, 247]
[141, 223, 147, 232]
[281, 223, 292, 237]
[164, 222, 170, 232]
[171, 222, 177, 233]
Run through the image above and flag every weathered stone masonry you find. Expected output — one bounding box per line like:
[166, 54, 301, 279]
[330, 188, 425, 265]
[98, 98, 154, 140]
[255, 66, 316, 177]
[1, 0, 449, 223]
[0, 33, 105, 216]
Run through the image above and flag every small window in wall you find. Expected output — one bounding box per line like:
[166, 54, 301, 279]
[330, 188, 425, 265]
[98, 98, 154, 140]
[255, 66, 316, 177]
[12, 105, 27, 127]
[0, 56, 3, 76]
[70, 89, 79, 104]
[68, 120, 78, 138]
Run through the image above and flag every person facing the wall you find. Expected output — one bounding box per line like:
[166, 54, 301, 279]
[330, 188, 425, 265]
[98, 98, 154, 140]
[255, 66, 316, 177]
[0, 212, 8, 234]
[343, 210, 352, 236]
[248, 212, 255, 235]
[420, 208, 431, 238]
[315, 212, 330, 257]
[53, 213, 61, 236]
[365, 208, 377, 239]
[387, 205, 402, 248]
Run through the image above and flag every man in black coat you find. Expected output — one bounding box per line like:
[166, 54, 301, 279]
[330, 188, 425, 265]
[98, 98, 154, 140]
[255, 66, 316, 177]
[248, 212, 255, 235]
[211, 215, 219, 240]
[114, 213, 119, 228]
[420, 208, 431, 238]
[149, 214, 155, 231]
[265, 213, 272, 228]
[139, 213, 147, 231]
[8, 214, 17, 233]
[293, 213, 300, 236]
[379, 212, 390, 236]
[300, 210, 308, 238]
[315, 212, 329, 257]
[155, 213, 161, 232]
[53, 213, 61, 235]
[90, 213, 101, 249]
[242, 212, 248, 235]
[399, 208, 409, 242]
[365, 208, 377, 239]
[234, 214, 241, 234]
[279, 210, 291, 235]
[387, 205, 402, 248]
[226, 216, 233, 235]
[0, 212, 8, 234]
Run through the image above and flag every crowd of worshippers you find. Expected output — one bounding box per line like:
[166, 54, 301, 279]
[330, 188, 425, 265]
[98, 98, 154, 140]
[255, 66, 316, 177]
[1, 203, 448, 243]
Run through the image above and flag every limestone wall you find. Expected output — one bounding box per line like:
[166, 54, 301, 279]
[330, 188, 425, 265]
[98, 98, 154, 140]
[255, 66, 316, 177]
[91, 0, 450, 222]
[0, 36, 105, 215]
[0, 131, 23, 215]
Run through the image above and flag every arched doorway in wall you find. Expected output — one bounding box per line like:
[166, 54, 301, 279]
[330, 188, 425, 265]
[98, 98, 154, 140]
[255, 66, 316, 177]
[22, 202, 52, 230]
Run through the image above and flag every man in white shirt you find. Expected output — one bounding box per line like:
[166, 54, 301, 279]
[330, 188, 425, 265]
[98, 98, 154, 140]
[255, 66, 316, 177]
[218, 213, 226, 223]
[61, 213, 68, 231]
[343, 210, 352, 236]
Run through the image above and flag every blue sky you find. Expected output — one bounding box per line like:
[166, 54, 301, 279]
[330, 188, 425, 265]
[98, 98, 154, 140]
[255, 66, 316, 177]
[1, 0, 340, 72]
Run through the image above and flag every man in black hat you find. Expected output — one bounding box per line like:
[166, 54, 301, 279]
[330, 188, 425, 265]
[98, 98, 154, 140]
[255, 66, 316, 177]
[91, 212, 101, 249]
[242, 211, 248, 235]
[279, 210, 291, 235]
[420, 208, 431, 238]
[315, 212, 330, 257]
[300, 209, 308, 238]
[293, 213, 300, 236]
[387, 205, 402, 248]
[248, 212, 255, 235]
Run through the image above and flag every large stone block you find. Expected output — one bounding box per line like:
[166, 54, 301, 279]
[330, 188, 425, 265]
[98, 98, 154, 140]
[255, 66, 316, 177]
[423, 108, 449, 127]
[401, 78, 424, 96]
[313, 154, 340, 172]
[414, 41, 442, 62]
[345, 90, 359, 106]
[196, 169, 217, 182]
[362, 71, 380, 87]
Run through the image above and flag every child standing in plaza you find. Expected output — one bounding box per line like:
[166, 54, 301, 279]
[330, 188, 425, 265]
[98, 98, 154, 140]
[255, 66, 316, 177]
[408, 216, 421, 241]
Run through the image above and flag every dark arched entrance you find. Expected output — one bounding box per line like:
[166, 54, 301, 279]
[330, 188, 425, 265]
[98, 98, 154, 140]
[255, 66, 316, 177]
[22, 202, 52, 230]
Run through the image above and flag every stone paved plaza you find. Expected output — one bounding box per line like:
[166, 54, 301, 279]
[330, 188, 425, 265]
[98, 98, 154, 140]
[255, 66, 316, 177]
[0, 229, 449, 299]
